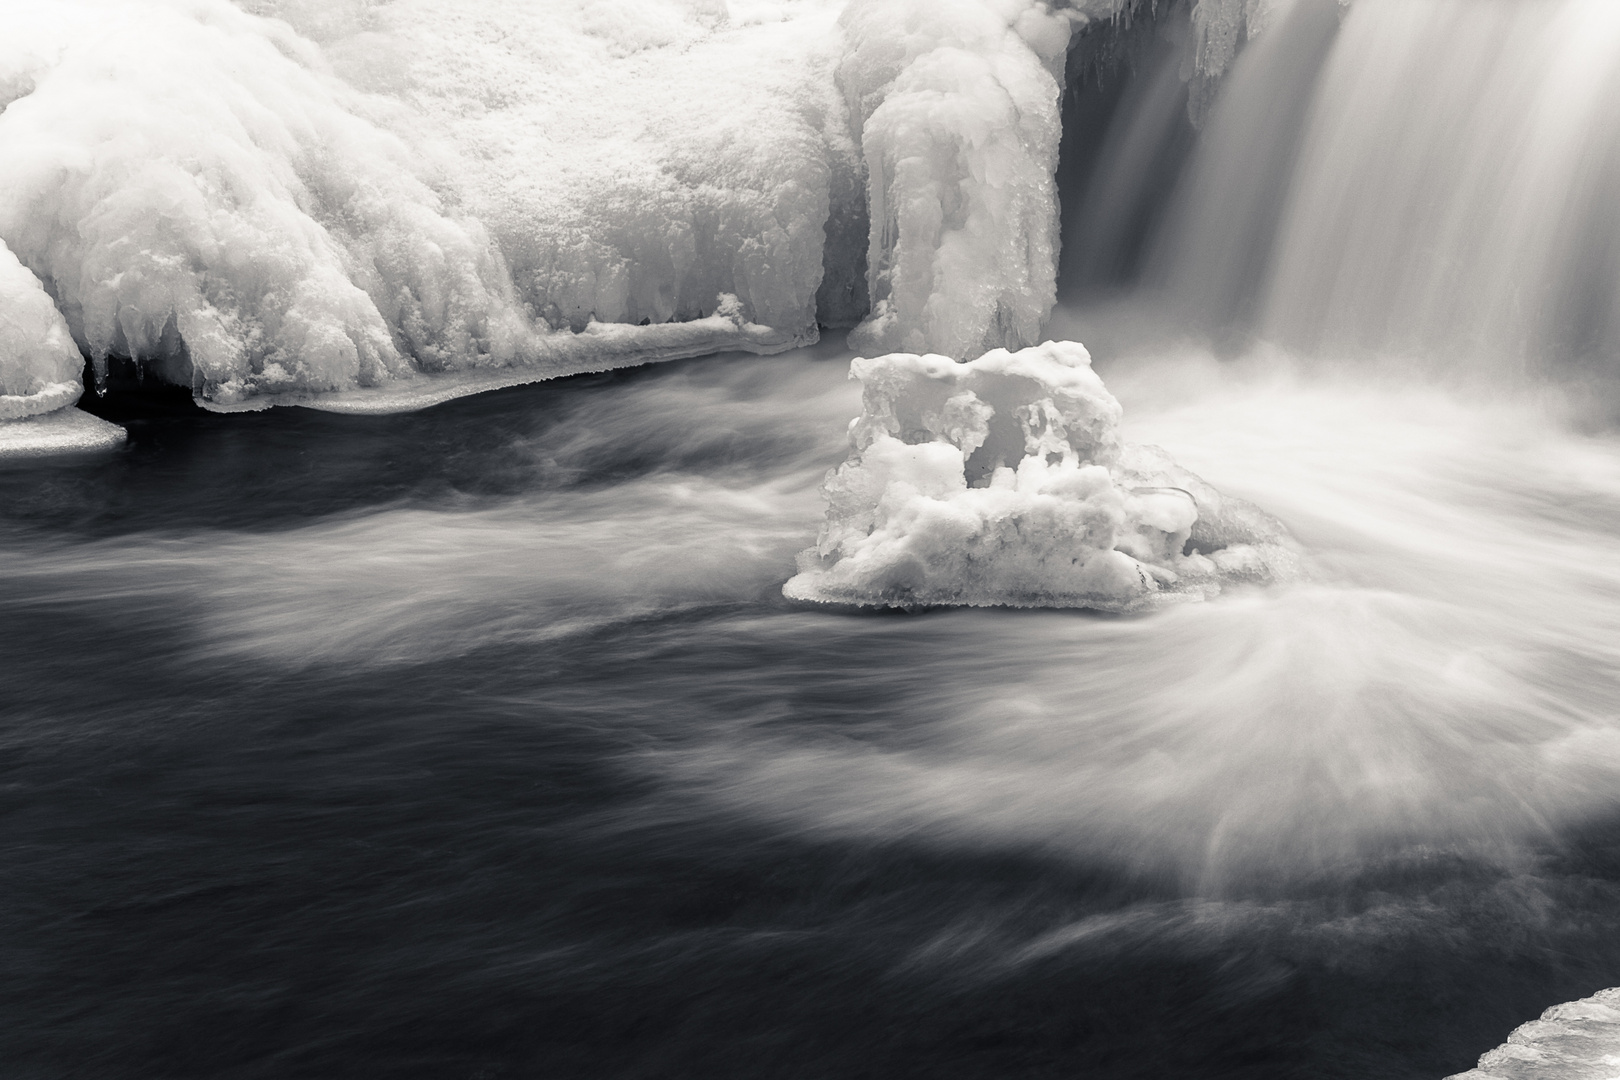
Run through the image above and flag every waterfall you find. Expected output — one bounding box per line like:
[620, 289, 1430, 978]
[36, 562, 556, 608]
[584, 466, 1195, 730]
[1070, 0, 1620, 381]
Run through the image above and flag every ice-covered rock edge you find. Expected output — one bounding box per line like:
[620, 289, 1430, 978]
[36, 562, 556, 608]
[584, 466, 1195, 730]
[784, 339, 1300, 611]
[1446, 986, 1620, 1080]
[0, 0, 1287, 437]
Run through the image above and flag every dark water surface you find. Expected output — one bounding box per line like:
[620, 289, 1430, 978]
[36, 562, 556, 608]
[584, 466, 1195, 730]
[6, 345, 1620, 1079]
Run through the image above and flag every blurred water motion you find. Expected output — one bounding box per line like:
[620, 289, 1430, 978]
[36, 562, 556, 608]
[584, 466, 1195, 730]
[10, 0, 1620, 1075]
[5, 341, 1620, 1076]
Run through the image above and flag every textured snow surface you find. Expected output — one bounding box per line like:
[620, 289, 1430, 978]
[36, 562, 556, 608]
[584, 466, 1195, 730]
[0, 0, 847, 413]
[1447, 987, 1620, 1080]
[784, 340, 1299, 610]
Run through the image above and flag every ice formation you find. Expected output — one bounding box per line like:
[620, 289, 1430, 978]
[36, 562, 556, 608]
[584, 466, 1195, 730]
[1446, 987, 1620, 1080]
[0, 0, 1295, 433]
[838, 0, 1101, 360]
[784, 339, 1297, 610]
[837, 0, 1291, 359]
[0, 0, 851, 417]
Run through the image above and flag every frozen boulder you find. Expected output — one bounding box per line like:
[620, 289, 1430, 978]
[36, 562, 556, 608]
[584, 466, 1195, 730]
[784, 339, 1299, 610]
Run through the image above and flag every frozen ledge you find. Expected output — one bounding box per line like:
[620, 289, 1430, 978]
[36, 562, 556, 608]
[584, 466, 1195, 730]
[199, 311, 804, 416]
[0, 408, 126, 458]
[1446, 988, 1620, 1080]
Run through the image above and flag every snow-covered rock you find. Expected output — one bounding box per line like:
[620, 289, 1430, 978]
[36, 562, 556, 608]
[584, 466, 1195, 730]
[1447, 987, 1620, 1080]
[784, 339, 1298, 609]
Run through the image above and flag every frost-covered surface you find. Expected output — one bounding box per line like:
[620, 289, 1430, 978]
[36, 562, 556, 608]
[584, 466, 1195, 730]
[784, 340, 1298, 610]
[0, 239, 82, 420]
[0, 0, 848, 413]
[1447, 987, 1620, 1080]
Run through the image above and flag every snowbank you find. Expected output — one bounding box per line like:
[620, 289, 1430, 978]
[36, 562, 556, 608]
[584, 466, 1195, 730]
[784, 339, 1298, 610]
[1446, 987, 1620, 1080]
[0, 0, 849, 415]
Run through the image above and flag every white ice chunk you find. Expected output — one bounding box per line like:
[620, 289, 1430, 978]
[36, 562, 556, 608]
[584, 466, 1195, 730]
[0, 238, 82, 420]
[784, 339, 1299, 610]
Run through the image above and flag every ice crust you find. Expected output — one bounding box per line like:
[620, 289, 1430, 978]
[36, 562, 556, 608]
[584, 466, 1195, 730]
[0, 407, 126, 457]
[784, 339, 1298, 610]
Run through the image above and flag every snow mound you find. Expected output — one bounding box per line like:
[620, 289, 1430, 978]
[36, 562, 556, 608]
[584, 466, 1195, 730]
[1446, 986, 1620, 1080]
[784, 340, 1299, 611]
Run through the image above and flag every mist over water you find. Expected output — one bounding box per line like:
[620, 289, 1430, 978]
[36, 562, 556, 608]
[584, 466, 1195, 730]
[10, 0, 1620, 1076]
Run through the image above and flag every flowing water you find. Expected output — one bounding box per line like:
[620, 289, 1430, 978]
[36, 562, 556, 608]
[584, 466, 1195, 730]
[8, 0, 1620, 1077]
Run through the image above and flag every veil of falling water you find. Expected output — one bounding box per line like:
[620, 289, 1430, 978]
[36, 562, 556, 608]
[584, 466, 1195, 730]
[7, 0, 1620, 1076]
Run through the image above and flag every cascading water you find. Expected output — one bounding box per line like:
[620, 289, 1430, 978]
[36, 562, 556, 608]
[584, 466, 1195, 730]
[1079, 0, 1620, 382]
[6, 2, 1620, 1078]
